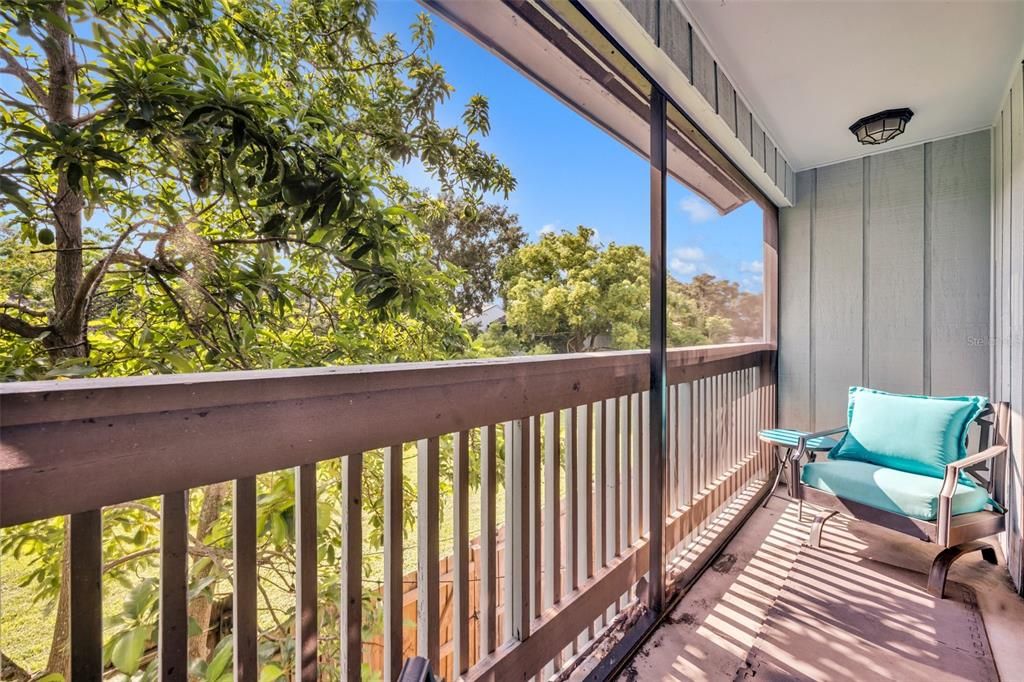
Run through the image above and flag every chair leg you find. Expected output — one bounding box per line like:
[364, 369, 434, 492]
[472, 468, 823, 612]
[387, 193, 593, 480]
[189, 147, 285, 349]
[808, 510, 838, 548]
[927, 540, 998, 598]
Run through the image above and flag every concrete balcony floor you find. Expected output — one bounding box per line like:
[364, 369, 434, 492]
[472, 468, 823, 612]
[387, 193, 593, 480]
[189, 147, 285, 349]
[622, 495, 1023, 682]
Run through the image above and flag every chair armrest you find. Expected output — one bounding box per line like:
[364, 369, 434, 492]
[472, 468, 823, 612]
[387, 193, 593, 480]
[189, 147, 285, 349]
[793, 425, 848, 458]
[939, 444, 1007, 502]
[787, 426, 846, 497]
[944, 444, 1008, 474]
[936, 444, 1007, 546]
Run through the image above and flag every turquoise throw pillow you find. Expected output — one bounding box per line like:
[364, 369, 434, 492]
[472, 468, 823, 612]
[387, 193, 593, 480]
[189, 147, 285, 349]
[830, 387, 987, 479]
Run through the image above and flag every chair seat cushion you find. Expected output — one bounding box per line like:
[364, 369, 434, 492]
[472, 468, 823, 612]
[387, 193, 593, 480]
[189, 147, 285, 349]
[801, 460, 990, 521]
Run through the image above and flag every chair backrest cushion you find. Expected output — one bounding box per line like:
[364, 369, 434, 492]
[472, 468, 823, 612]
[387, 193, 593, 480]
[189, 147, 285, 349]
[830, 387, 987, 479]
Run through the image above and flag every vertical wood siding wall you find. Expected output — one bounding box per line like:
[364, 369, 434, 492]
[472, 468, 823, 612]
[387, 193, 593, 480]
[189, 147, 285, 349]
[993, 61, 1024, 593]
[779, 130, 990, 431]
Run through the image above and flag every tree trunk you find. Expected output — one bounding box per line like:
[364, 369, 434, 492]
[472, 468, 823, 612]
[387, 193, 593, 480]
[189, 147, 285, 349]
[41, 3, 87, 677]
[45, 527, 72, 678]
[41, 0, 85, 362]
[187, 483, 229, 674]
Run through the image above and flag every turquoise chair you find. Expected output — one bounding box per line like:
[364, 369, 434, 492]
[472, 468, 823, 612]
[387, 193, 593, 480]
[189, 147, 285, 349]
[789, 387, 1009, 598]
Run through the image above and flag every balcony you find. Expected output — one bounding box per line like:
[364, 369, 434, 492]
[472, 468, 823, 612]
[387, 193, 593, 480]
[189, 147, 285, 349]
[2, 0, 1023, 680]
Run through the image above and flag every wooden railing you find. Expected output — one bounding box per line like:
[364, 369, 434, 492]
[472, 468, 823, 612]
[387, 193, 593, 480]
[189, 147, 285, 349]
[0, 342, 776, 681]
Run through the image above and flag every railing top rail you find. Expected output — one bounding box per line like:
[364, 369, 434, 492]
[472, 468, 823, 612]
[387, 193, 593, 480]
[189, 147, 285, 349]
[0, 342, 770, 414]
[0, 343, 772, 526]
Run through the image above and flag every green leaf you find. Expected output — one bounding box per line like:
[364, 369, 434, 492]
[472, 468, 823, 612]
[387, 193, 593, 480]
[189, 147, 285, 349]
[259, 664, 284, 682]
[366, 287, 398, 310]
[270, 512, 288, 545]
[206, 637, 233, 681]
[123, 578, 156, 619]
[110, 625, 150, 673]
[163, 353, 194, 374]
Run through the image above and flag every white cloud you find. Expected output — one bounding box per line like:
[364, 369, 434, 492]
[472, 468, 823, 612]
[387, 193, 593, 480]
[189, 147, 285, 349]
[539, 223, 557, 235]
[671, 260, 698, 276]
[741, 275, 763, 293]
[679, 196, 718, 223]
[740, 260, 764, 275]
[675, 246, 705, 261]
[670, 246, 706, 278]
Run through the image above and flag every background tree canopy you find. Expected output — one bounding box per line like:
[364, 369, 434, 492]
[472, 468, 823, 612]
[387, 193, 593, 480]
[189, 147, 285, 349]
[419, 195, 526, 319]
[481, 226, 753, 355]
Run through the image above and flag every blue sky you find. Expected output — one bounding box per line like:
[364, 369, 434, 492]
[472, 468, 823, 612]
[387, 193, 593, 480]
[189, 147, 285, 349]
[376, 1, 764, 292]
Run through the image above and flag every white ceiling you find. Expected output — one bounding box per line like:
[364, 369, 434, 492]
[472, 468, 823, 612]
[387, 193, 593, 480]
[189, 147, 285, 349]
[683, 0, 1024, 171]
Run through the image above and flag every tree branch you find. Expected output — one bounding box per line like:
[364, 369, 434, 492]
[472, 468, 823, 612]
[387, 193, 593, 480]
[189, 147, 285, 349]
[0, 45, 48, 105]
[103, 547, 159, 573]
[62, 223, 145, 335]
[1, 300, 47, 317]
[70, 102, 113, 126]
[0, 312, 49, 339]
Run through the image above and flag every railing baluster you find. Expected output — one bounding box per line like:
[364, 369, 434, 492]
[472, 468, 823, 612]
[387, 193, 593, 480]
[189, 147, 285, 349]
[714, 373, 723, 482]
[640, 391, 649, 535]
[667, 385, 677, 516]
[713, 375, 720, 509]
[417, 438, 440, 661]
[631, 393, 642, 540]
[530, 415, 542, 620]
[480, 426, 497, 657]
[233, 477, 258, 682]
[563, 407, 578, 600]
[579, 403, 594, 585]
[593, 400, 607, 626]
[731, 371, 738, 471]
[692, 379, 700, 502]
[681, 382, 692, 508]
[454, 431, 471, 678]
[578, 402, 595, 643]
[606, 397, 620, 560]
[70, 510, 102, 681]
[383, 445, 403, 682]
[593, 401, 605, 572]
[746, 367, 752, 458]
[160, 491, 188, 682]
[543, 411, 561, 676]
[504, 423, 515, 642]
[294, 465, 318, 682]
[619, 395, 632, 550]
[341, 453, 363, 679]
[724, 372, 732, 476]
[543, 411, 561, 611]
[698, 379, 707, 501]
[506, 419, 531, 641]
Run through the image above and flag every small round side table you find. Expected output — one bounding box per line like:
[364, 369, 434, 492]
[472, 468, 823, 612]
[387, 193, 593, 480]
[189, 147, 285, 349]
[757, 428, 839, 507]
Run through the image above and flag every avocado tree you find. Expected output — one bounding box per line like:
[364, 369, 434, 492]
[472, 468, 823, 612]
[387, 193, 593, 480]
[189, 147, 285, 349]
[0, 0, 514, 676]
